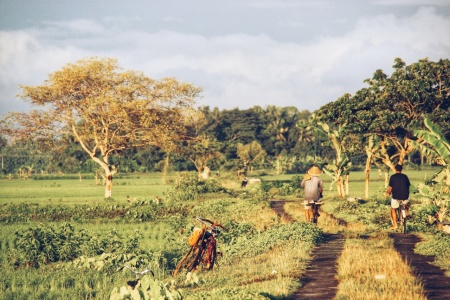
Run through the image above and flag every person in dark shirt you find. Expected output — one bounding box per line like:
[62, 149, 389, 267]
[386, 164, 411, 229]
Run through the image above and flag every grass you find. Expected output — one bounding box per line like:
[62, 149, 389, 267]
[335, 234, 426, 300]
[281, 169, 442, 300]
[0, 173, 171, 204]
[0, 168, 448, 299]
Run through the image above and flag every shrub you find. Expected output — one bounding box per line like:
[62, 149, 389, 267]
[415, 231, 450, 260]
[165, 172, 233, 202]
[224, 222, 323, 260]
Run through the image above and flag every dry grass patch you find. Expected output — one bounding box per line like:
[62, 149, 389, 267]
[178, 241, 313, 298]
[283, 200, 354, 233]
[335, 233, 426, 300]
[283, 200, 304, 221]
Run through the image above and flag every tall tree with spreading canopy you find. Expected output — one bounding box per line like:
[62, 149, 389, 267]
[236, 141, 266, 177]
[316, 58, 450, 172]
[182, 109, 223, 179]
[0, 57, 202, 197]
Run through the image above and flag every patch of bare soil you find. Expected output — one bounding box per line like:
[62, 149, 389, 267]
[271, 200, 345, 300]
[271, 200, 450, 300]
[391, 233, 450, 300]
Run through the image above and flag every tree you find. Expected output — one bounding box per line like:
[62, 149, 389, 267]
[414, 118, 450, 222]
[184, 135, 223, 179]
[315, 122, 352, 197]
[236, 141, 266, 177]
[415, 118, 450, 186]
[180, 108, 224, 179]
[1, 57, 201, 197]
[316, 58, 450, 172]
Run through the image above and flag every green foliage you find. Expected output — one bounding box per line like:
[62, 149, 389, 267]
[109, 276, 182, 300]
[331, 197, 390, 226]
[414, 118, 450, 182]
[12, 223, 171, 272]
[189, 287, 270, 300]
[165, 172, 233, 202]
[260, 177, 301, 197]
[0, 200, 191, 224]
[0, 267, 115, 299]
[415, 231, 450, 270]
[413, 118, 450, 222]
[238, 185, 272, 203]
[13, 223, 90, 268]
[315, 58, 450, 170]
[223, 222, 323, 260]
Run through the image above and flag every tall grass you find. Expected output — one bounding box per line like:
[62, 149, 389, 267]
[283, 196, 431, 300]
[0, 169, 447, 299]
[335, 233, 426, 300]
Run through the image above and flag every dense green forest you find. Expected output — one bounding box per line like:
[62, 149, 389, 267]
[0, 57, 449, 180]
[0, 106, 325, 174]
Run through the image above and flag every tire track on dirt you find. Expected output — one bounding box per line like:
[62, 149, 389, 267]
[272, 200, 450, 299]
[391, 233, 450, 300]
[271, 200, 345, 300]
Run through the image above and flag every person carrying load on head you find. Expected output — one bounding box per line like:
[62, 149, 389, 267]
[301, 165, 324, 222]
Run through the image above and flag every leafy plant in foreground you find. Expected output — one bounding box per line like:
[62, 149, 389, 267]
[109, 275, 182, 300]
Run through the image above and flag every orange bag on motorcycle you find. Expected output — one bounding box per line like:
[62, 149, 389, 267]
[188, 227, 205, 246]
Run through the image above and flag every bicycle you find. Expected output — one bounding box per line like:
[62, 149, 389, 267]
[309, 200, 324, 224]
[173, 217, 227, 276]
[396, 200, 408, 234]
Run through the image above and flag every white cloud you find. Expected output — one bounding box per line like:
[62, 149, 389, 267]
[246, 0, 329, 9]
[373, 0, 450, 6]
[0, 5, 449, 115]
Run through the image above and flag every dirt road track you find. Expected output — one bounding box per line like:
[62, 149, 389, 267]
[286, 233, 345, 300]
[271, 200, 344, 300]
[391, 233, 450, 300]
[271, 200, 450, 300]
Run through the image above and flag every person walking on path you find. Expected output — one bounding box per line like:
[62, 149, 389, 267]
[386, 164, 411, 230]
[301, 165, 324, 222]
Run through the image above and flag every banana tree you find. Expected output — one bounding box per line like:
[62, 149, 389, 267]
[414, 118, 450, 185]
[315, 122, 352, 197]
[323, 155, 352, 198]
[414, 118, 450, 222]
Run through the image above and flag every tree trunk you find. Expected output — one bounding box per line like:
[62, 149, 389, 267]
[276, 157, 281, 175]
[364, 155, 371, 199]
[101, 165, 116, 198]
[384, 171, 389, 188]
[162, 154, 170, 184]
[200, 166, 210, 180]
[345, 174, 349, 196]
[337, 177, 344, 198]
[105, 174, 113, 198]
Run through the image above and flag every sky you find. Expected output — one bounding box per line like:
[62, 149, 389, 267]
[1, 0, 450, 116]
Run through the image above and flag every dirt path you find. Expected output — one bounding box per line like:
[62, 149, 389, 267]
[271, 200, 345, 300]
[271, 200, 450, 300]
[391, 233, 450, 300]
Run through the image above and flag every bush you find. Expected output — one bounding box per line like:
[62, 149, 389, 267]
[165, 172, 233, 202]
[13, 223, 157, 270]
[224, 222, 323, 260]
[415, 231, 450, 260]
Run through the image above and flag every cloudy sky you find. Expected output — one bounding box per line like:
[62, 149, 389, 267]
[1, 0, 450, 116]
